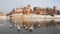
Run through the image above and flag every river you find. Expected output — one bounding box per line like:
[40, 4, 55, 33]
[0, 17, 60, 34]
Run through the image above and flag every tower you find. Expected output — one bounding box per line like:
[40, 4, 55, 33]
[53, 6, 57, 14]
[27, 4, 30, 9]
[53, 6, 57, 11]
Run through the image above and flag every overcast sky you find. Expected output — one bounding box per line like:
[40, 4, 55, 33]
[0, 0, 60, 13]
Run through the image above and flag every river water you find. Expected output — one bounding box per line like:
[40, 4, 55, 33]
[0, 18, 60, 34]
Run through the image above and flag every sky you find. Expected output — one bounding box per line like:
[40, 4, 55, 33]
[0, 0, 60, 13]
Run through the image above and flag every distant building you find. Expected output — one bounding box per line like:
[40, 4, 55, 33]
[8, 5, 60, 15]
[15, 8, 24, 14]
[24, 4, 32, 14]
[53, 6, 57, 14]
[57, 10, 60, 15]
[0, 12, 6, 16]
[33, 7, 46, 15]
[33, 7, 41, 14]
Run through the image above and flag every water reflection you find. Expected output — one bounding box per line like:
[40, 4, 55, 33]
[0, 18, 60, 34]
[10, 19, 60, 31]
